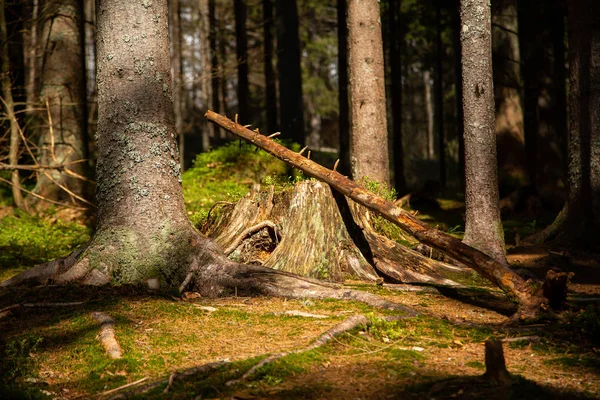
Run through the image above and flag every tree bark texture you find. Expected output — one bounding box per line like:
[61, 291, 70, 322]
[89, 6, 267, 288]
[388, 0, 407, 195]
[31, 0, 88, 206]
[564, 0, 600, 244]
[263, 0, 278, 135]
[234, 0, 249, 123]
[275, 0, 304, 146]
[0, 3, 25, 210]
[347, 0, 390, 186]
[337, 0, 351, 176]
[206, 111, 558, 319]
[424, 69, 435, 160]
[460, 0, 507, 265]
[491, 0, 526, 186]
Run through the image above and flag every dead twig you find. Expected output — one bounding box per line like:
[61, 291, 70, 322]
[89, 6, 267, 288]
[98, 377, 148, 398]
[0, 176, 87, 210]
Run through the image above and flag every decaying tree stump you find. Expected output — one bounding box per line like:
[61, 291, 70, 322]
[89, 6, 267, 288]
[202, 180, 468, 285]
[483, 339, 512, 385]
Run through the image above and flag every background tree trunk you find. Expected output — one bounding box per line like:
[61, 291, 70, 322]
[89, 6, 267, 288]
[424, 69, 434, 160]
[275, 0, 304, 145]
[337, 0, 350, 176]
[169, 0, 184, 170]
[518, 0, 542, 194]
[200, 0, 213, 151]
[234, 0, 249, 124]
[460, 0, 507, 264]
[388, 0, 407, 195]
[30, 0, 88, 206]
[0, 3, 25, 210]
[492, 0, 525, 188]
[347, 0, 390, 186]
[452, 1, 465, 191]
[434, 2, 446, 190]
[263, 0, 278, 135]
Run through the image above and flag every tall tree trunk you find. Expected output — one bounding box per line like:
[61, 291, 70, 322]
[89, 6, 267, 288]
[452, 1, 465, 191]
[424, 69, 435, 160]
[492, 0, 525, 187]
[234, 0, 249, 123]
[275, 0, 304, 146]
[0, 3, 25, 210]
[347, 0, 390, 186]
[551, 0, 568, 182]
[23, 0, 40, 116]
[460, 0, 507, 264]
[434, 2, 446, 190]
[563, 0, 600, 243]
[170, 0, 184, 170]
[337, 0, 350, 176]
[388, 0, 407, 195]
[518, 0, 542, 194]
[200, 0, 214, 151]
[31, 0, 88, 206]
[263, 0, 278, 135]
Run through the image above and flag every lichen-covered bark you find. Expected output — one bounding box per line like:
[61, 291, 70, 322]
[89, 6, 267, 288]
[460, 0, 508, 264]
[31, 0, 88, 205]
[346, 0, 389, 185]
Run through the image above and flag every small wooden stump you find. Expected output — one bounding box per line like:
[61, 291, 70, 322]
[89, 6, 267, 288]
[483, 339, 512, 385]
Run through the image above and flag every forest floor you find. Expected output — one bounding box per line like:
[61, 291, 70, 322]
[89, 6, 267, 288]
[1, 145, 599, 399]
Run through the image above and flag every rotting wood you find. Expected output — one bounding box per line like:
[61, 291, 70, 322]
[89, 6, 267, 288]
[92, 312, 122, 359]
[205, 110, 563, 320]
[225, 220, 279, 255]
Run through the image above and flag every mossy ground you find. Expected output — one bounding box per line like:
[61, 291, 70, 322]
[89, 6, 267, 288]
[1, 145, 599, 399]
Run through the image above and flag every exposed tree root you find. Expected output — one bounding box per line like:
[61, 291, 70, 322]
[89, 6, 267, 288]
[107, 361, 229, 400]
[92, 312, 123, 359]
[523, 203, 567, 245]
[225, 314, 371, 387]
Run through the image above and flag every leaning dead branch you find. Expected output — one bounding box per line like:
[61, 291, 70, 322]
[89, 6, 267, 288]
[205, 111, 564, 320]
[92, 312, 123, 359]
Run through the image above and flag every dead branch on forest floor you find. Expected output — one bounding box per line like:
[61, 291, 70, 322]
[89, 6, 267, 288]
[92, 312, 122, 359]
[225, 314, 370, 387]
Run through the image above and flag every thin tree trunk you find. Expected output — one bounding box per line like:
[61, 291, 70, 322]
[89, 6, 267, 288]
[337, 0, 350, 176]
[0, 4, 25, 210]
[424, 69, 434, 160]
[389, 0, 407, 195]
[170, 0, 184, 170]
[434, 3, 446, 190]
[491, 0, 525, 185]
[452, 2, 465, 191]
[518, 0, 542, 194]
[347, 0, 390, 186]
[200, 0, 213, 151]
[275, 0, 304, 146]
[460, 0, 507, 264]
[234, 0, 249, 123]
[31, 0, 88, 207]
[551, 0, 567, 182]
[263, 0, 278, 135]
[24, 0, 40, 116]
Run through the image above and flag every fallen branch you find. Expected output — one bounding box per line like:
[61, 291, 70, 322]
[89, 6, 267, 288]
[225, 314, 370, 386]
[98, 377, 148, 398]
[272, 310, 330, 319]
[92, 312, 122, 359]
[205, 111, 557, 319]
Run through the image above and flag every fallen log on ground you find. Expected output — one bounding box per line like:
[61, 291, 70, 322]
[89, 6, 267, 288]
[206, 111, 568, 321]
